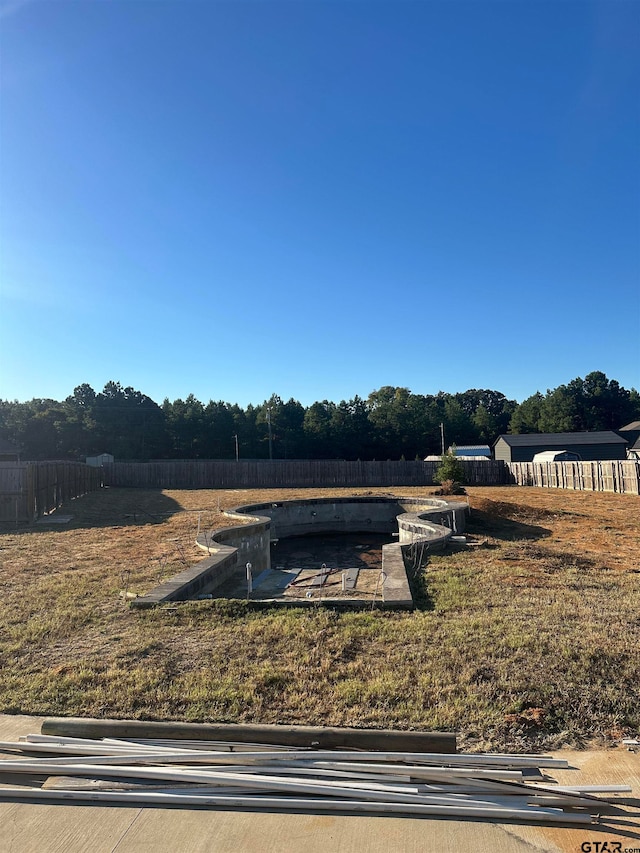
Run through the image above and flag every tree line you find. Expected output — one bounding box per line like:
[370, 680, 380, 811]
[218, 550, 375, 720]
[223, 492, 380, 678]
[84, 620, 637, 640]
[0, 372, 637, 462]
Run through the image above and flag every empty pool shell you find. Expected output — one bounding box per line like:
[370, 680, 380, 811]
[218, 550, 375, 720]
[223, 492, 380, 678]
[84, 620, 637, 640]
[131, 496, 468, 609]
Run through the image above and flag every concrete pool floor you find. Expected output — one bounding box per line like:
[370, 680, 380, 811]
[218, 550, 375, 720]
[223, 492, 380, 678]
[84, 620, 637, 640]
[206, 533, 413, 607]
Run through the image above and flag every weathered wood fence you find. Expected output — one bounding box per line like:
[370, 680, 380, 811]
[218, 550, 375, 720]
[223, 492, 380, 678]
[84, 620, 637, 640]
[0, 462, 104, 523]
[103, 459, 509, 489]
[103, 459, 640, 494]
[507, 460, 640, 495]
[0, 460, 635, 519]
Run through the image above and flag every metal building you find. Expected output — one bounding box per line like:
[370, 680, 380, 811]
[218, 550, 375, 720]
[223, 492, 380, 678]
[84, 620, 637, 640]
[86, 453, 114, 467]
[448, 445, 491, 459]
[493, 431, 628, 463]
[618, 421, 640, 458]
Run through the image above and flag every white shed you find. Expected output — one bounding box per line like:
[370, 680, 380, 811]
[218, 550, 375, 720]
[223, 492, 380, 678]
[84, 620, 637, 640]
[86, 453, 114, 467]
[532, 449, 581, 463]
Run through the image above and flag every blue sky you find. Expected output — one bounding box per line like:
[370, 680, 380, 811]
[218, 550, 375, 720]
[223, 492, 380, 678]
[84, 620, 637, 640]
[1, 0, 638, 407]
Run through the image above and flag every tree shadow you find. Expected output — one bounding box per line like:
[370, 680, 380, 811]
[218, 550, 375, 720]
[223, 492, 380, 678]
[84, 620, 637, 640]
[466, 509, 552, 542]
[2, 488, 184, 533]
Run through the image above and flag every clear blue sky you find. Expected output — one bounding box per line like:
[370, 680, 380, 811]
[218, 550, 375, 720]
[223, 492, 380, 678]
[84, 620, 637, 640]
[1, 0, 638, 407]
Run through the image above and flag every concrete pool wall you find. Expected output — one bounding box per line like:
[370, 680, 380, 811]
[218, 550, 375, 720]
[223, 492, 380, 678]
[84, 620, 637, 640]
[131, 496, 468, 608]
[232, 496, 467, 540]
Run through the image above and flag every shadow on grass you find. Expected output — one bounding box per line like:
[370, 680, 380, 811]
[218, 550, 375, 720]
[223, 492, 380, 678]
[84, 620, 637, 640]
[466, 509, 551, 542]
[4, 488, 184, 534]
[406, 560, 435, 612]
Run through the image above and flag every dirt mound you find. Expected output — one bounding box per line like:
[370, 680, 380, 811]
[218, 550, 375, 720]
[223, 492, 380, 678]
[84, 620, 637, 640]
[471, 497, 558, 524]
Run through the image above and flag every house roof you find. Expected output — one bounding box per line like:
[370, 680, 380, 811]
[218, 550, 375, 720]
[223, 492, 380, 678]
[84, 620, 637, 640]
[619, 421, 640, 431]
[494, 431, 627, 447]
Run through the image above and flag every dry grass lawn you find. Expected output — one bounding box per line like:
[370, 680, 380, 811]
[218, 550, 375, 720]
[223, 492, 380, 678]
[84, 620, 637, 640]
[0, 485, 638, 751]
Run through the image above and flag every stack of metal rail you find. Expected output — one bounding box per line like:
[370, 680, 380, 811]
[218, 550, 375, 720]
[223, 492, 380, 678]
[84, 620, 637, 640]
[0, 734, 631, 826]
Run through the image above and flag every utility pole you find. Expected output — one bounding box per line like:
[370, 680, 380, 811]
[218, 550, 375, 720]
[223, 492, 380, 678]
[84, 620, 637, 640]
[233, 434, 239, 461]
[440, 422, 445, 456]
[267, 407, 273, 460]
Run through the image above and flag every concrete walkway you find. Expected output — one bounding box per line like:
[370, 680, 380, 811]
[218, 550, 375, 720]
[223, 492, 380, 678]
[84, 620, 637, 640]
[1, 715, 638, 853]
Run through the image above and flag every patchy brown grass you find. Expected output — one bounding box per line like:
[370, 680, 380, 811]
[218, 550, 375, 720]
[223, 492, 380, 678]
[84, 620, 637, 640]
[0, 485, 638, 751]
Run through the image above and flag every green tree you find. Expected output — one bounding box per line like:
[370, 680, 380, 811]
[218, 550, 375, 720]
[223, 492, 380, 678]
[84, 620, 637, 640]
[304, 401, 337, 458]
[202, 400, 236, 458]
[93, 382, 166, 459]
[22, 400, 72, 459]
[509, 373, 640, 435]
[442, 397, 475, 447]
[162, 394, 205, 457]
[367, 386, 435, 459]
[333, 396, 375, 459]
[455, 389, 516, 438]
[434, 450, 466, 487]
[509, 392, 544, 434]
[472, 404, 498, 444]
[579, 371, 638, 429]
[537, 385, 580, 432]
[255, 394, 305, 459]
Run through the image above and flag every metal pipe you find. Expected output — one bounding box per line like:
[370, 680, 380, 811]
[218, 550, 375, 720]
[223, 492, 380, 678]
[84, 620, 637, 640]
[300, 762, 523, 781]
[0, 787, 594, 824]
[0, 741, 170, 757]
[10, 741, 569, 769]
[0, 761, 530, 806]
[29, 734, 296, 753]
[7, 754, 524, 782]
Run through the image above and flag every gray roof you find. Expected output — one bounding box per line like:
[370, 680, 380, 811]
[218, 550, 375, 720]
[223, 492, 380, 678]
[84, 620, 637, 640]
[620, 421, 640, 431]
[494, 431, 627, 447]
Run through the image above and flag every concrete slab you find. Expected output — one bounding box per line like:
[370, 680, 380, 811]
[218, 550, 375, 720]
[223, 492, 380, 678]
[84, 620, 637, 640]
[35, 515, 73, 525]
[254, 568, 300, 595]
[343, 568, 359, 590]
[0, 715, 638, 853]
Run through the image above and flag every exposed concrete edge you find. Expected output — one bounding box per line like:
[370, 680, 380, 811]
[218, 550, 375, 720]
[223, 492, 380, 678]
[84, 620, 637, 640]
[132, 511, 270, 608]
[131, 546, 238, 608]
[397, 512, 455, 550]
[194, 512, 272, 555]
[380, 543, 413, 607]
[132, 496, 467, 609]
[235, 495, 467, 522]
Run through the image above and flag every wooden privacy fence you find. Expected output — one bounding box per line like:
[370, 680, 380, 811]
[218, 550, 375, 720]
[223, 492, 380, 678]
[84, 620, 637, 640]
[103, 459, 510, 490]
[103, 459, 639, 494]
[2, 460, 635, 510]
[0, 462, 103, 523]
[507, 460, 640, 495]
